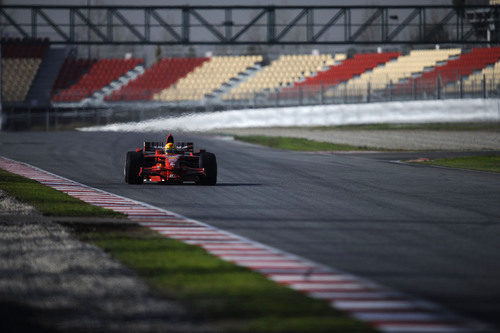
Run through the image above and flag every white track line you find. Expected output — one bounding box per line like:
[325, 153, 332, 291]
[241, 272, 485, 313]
[0, 156, 492, 333]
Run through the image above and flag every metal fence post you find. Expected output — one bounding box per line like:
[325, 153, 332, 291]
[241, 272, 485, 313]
[483, 74, 487, 98]
[389, 80, 392, 101]
[459, 75, 463, 99]
[344, 84, 347, 103]
[320, 83, 324, 104]
[367, 82, 371, 103]
[299, 86, 303, 105]
[497, 74, 500, 98]
[412, 79, 416, 100]
[493, 69, 496, 97]
[436, 75, 441, 100]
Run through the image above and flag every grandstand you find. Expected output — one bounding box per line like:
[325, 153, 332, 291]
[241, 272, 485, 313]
[52, 59, 97, 98]
[52, 58, 143, 102]
[2, 38, 500, 109]
[397, 47, 500, 95]
[296, 52, 398, 88]
[1, 4, 498, 108]
[449, 59, 500, 93]
[329, 48, 462, 97]
[153, 55, 262, 102]
[1, 38, 48, 103]
[222, 54, 335, 101]
[279, 52, 400, 100]
[106, 57, 208, 102]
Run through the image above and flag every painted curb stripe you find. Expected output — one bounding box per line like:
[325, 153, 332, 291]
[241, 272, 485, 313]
[0, 156, 492, 333]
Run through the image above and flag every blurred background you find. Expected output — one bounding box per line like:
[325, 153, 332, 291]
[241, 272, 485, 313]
[1, 0, 499, 130]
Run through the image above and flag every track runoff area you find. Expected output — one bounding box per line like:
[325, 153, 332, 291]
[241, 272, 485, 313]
[0, 155, 493, 333]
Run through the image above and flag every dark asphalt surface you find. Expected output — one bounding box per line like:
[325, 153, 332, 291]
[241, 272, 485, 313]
[1, 131, 499, 330]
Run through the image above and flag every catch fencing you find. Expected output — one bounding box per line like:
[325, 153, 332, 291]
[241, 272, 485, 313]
[1, 73, 499, 131]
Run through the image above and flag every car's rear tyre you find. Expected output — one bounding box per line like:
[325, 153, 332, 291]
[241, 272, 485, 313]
[125, 151, 144, 184]
[197, 152, 217, 185]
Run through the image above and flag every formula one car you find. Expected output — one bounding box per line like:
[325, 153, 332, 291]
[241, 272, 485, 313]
[124, 134, 217, 185]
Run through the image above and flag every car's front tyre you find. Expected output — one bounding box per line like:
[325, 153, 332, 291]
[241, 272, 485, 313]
[125, 151, 144, 184]
[197, 152, 217, 185]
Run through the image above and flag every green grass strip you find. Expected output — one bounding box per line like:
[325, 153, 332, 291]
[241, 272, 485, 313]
[235, 135, 374, 151]
[69, 223, 376, 333]
[310, 122, 500, 131]
[418, 155, 500, 173]
[0, 168, 124, 217]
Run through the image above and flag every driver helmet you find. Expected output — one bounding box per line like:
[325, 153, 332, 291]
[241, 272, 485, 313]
[165, 142, 175, 154]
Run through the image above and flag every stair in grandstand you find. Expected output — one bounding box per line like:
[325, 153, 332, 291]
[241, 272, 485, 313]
[25, 46, 71, 107]
[81, 64, 145, 105]
[205, 63, 262, 101]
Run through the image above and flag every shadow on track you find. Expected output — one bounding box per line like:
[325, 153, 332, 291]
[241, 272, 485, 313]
[122, 182, 263, 187]
[214, 183, 262, 187]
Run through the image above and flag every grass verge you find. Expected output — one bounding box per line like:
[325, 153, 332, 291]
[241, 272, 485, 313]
[416, 155, 500, 173]
[235, 135, 375, 151]
[309, 122, 500, 131]
[0, 168, 123, 217]
[68, 222, 376, 333]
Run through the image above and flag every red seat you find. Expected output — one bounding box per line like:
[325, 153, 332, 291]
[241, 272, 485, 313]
[104, 57, 208, 101]
[394, 47, 500, 93]
[52, 58, 144, 102]
[281, 52, 401, 95]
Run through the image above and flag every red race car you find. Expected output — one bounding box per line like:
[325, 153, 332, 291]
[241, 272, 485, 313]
[124, 134, 217, 185]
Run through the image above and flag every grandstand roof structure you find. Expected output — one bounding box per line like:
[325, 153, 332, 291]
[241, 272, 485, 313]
[0, 4, 499, 45]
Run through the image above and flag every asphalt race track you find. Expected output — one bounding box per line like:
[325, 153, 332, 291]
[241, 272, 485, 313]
[1, 131, 499, 331]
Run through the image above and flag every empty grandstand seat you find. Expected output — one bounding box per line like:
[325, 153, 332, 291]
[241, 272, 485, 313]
[222, 54, 334, 100]
[1, 38, 49, 103]
[51, 59, 97, 99]
[452, 50, 500, 93]
[105, 57, 208, 101]
[52, 58, 143, 102]
[401, 47, 500, 94]
[153, 55, 262, 102]
[282, 52, 399, 99]
[341, 48, 461, 95]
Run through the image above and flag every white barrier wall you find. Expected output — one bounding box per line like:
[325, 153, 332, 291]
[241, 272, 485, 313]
[81, 99, 500, 132]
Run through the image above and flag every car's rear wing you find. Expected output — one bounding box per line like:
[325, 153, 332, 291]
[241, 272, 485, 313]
[143, 141, 194, 153]
[144, 141, 164, 152]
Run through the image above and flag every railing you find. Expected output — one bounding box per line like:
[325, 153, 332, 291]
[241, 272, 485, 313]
[2, 73, 499, 131]
[214, 74, 499, 108]
[47, 73, 498, 104]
